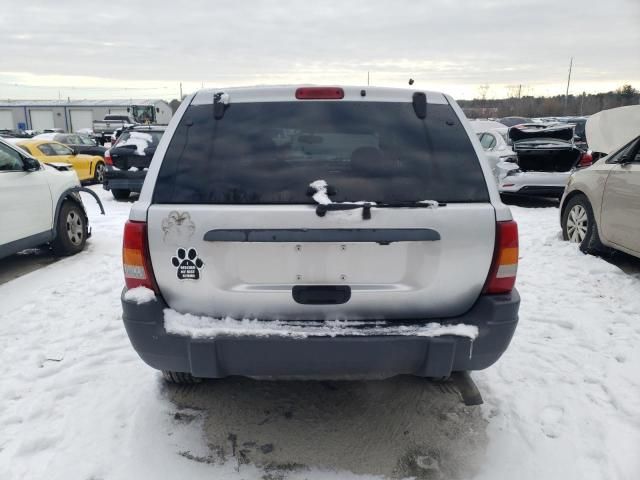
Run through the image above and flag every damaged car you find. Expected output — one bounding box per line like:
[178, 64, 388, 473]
[498, 123, 592, 199]
[0, 137, 104, 259]
[103, 125, 166, 200]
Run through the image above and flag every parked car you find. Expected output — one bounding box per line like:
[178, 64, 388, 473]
[103, 125, 166, 200]
[0, 129, 33, 139]
[34, 133, 107, 158]
[121, 86, 520, 390]
[470, 120, 517, 181]
[10, 139, 105, 183]
[92, 114, 137, 145]
[0, 137, 103, 259]
[498, 123, 592, 199]
[561, 107, 640, 257]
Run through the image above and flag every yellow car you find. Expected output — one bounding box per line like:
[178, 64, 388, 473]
[13, 139, 105, 183]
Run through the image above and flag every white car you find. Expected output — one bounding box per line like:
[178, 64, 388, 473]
[497, 123, 591, 199]
[0, 137, 103, 259]
[470, 120, 517, 181]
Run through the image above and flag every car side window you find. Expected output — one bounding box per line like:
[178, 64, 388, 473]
[0, 143, 24, 171]
[49, 143, 73, 155]
[629, 138, 640, 163]
[479, 133, 496, 150]
[38, 143, 57, 156]
[605, 138, 639, 164]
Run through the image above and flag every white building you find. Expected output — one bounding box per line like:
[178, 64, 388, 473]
[0, 99, 173, 132]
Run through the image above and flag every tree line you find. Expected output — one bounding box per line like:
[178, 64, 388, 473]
[459, 84, 639, 119]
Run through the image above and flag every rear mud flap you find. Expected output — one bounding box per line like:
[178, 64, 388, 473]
[450, 371, 483, 406]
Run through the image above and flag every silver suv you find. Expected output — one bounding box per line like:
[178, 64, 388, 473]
[121, 86, 520, 388]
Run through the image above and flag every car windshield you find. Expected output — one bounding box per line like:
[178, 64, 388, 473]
[154, 101, 489, 204]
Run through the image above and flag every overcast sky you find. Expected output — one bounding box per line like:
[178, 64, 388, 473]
[1, 0, 638, 101]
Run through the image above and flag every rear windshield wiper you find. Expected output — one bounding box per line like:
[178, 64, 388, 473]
[316, 200, 445, 220]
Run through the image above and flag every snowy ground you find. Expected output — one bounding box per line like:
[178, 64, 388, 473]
[1, 186, 639, 480]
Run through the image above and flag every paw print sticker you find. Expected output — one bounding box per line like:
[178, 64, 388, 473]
[171, 248, 204, 280]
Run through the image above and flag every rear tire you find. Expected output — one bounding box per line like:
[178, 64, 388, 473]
[93, 161, 105, 184]
[162, 371, 202, 384]
[112, 189, 130, 200]
[51, 201, 88, 256]
[561, 194, 604, 254]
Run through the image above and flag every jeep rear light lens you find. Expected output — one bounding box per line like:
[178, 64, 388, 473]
[295, 87, 344, 100]
[483, 220, 518, 294]
[123, 220, 158, 292]
[104, 150, 113, 166]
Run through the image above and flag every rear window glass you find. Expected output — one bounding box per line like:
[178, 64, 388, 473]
[115, 131, 163, 147]
[154, 101, 488, 204]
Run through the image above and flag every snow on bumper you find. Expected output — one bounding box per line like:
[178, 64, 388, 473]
[121, 289, 519, 379]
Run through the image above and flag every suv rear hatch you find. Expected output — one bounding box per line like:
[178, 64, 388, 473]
[146, 88, 498, 321]
[110, 130, 163, 170]
[509, 124, 582, 172]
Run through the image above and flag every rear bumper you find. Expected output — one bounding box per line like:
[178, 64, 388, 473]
[122, 289, 520, 379]
[501, 185, 566, 198]
[103, 168, 146, 192]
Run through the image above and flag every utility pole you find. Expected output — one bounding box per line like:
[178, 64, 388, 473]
[517, 84, 522, 99]
[179, 82, 183, 100]
[564, 57, 573, 115]
[367, 71, 370, 86]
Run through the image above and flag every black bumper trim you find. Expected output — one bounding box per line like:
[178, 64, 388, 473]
[122, 290, 519, 379]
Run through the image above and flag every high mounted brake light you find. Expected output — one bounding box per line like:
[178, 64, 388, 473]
[295, 87, 344, 100]
[483, 220, 518, 294]
[123, 220, 158, 292]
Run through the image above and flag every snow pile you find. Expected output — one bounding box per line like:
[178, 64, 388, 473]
[418, 200, 439, 209]
[309, 179, 332, 205]
[123, 286, 157, 305]
[164, 308, 478, 340]
[217, 92, 230, 105]
[116, 132, 153, 155]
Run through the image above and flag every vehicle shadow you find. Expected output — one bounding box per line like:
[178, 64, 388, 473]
[0, 248, 59, 286]
[603, 250, 640, 275]
[164, 375, 488, 479]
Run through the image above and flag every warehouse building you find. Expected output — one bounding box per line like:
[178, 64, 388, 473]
[0, 99, 173, 132]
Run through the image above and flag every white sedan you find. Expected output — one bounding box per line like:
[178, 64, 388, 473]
[0, 137, 104, 259]
[470, 120, 517, 181]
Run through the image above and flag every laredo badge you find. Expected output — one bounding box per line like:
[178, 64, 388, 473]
[171, 248, 204, 280]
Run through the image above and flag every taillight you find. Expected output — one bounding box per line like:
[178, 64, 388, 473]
[104, 150, 113, 166]
[579, 151, 592, 167]
[295, 87, 344, 100]
[123, 220, 158, 291]
[483, 220, 518, 294]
